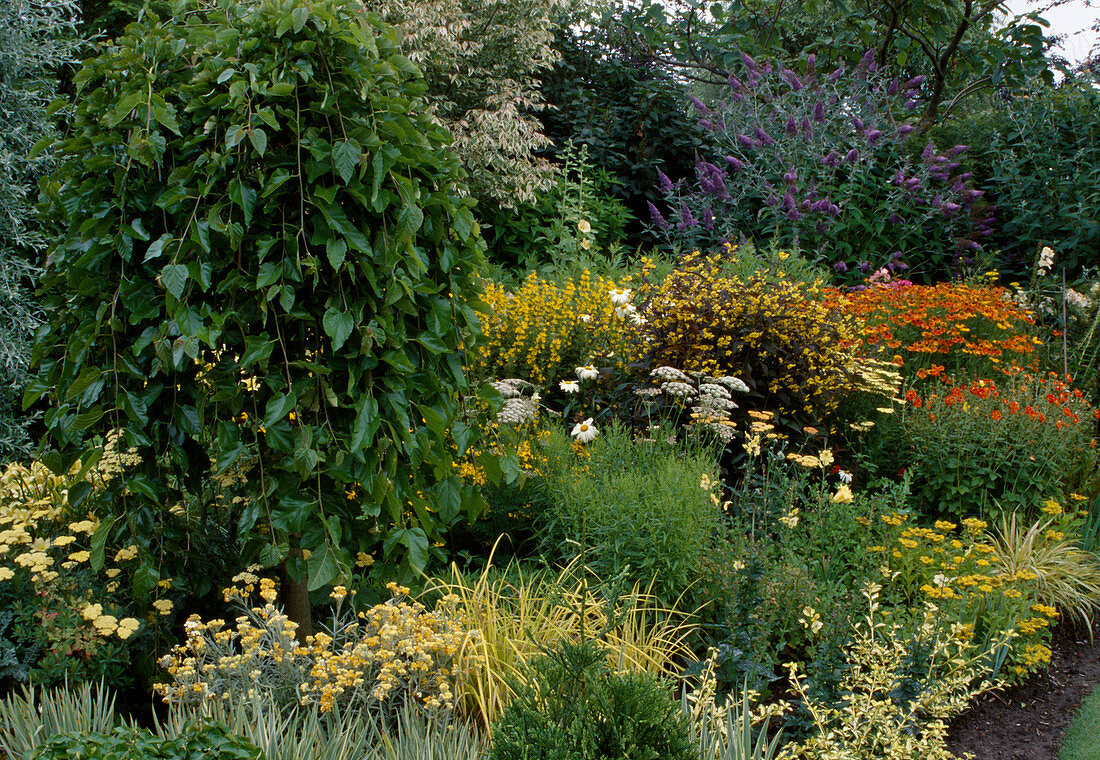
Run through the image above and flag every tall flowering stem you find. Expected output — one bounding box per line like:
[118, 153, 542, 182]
[654, 51, 989, 281]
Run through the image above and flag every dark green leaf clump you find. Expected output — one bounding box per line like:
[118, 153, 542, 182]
[32, 0, 487, 590]
[490, 640, 695, 760]
[31, 721, 265, 760]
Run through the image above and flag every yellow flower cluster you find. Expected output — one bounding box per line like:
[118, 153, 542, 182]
[469, 271, 634, 387]
[874, 513, 1060, 680]
[636, 252, 862, 422]
[157, 579, 481, 716]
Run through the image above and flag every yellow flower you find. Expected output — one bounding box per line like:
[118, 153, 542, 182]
[577, 220, 592, 234]
[831, 484, 854, 504]
[116, 617, 140, 640]
[152, 599, 174, 615]
[0, 567, 13, 581]
[355, 552, 374, 568]
[68, 550, 90, 563]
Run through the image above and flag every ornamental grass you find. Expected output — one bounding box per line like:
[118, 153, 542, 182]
[426, 554, 698, 731]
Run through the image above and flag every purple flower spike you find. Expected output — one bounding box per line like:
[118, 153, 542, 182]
[897, 124, 914, 137]
[678, 204, 697, 230]
[834, 260, 848, 273]
[858, 261, 872, 273]
[784, 168, 798, 185]
[801, 118, 813, 139]
[896, 262, 909, 270]
[947, 144, 970, 157]
[647, 202, 668, 229]
[782, 69, 803, 91]
[786, 117, 797, 135]
[806, 54, 816, 72]
[740, 51, 758, 70]
[728, 75, 743, 91]
[657, 169, 672, 194]
[761, 59, 773, 75]
[860, 48, 876, 68]
[753, 126, 775, 146]
[813, 101, 825, 122]
[893, 170, 905, 185]
[699, 119, 716, 131]
[921, 143, 935, 161]
[821, 152, 838, 167]
[905, 75, 926, 89]
[888, 213, 902, 225]
[828, 67, 844, 83]
[690, 96, 710, 115]
[888, 79, 899, 95]
[865, 129, 883, 144]
[852, 117, 865, 132]
[724, 156, 746, 172]
[906, 99, 919, 110]
[702, 206, 715, 231]
[846, 148, 859, 163]
[736, 134, 760, 149]
[827, 203, 841, 216]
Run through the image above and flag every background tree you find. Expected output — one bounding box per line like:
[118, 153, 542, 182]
[0, 0, 82, 457]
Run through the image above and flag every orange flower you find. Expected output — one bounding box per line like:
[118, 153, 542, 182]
[990, 409, 1002, 421]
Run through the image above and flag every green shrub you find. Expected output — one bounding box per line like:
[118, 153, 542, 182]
[31, 0, 487, 603]
[489, 640, 695, 760]
[31, 722, 265, 760]
[532, 423, 723, 605]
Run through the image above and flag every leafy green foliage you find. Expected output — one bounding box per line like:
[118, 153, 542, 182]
[490, 639, 695, 760]
[939, 77, 1100, 278]
[31, 721, 265, 760]
[531, 424, 722, 606]
[32, 0, 487, 594]
[0, 0, 81, 457]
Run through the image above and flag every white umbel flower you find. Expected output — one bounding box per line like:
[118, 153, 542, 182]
[571, 418, 599, 443]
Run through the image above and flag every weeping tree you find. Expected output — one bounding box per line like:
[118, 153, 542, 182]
[0, 0, 82, 458]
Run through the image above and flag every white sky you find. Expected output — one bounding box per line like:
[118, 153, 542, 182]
[1004, 0, 1100, 63]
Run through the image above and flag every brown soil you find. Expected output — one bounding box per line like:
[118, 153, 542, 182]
[947, 618, 1100, 760]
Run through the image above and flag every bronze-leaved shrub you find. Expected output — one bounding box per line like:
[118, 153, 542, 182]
[636, 251, 862, 425]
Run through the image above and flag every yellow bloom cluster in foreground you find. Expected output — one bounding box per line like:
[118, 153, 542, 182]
[156, 579, 481, 715]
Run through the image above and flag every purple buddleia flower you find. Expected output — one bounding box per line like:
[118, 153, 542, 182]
[702, 206, 715, 230]
[696, 161, 728, 197]
[887, 213, 902, 224]
[852, 116, 865, 132]
[765, 193, 780, 207]
[827, 202, 841, 216]
[678, 204, 697, 230]
[891, 251, 904, 261]
[905, 178, 921, 191]
[942, 202, 962, 214]
[906, 99, 919, 110]
[846, 148, 859, 163]
[865, 129, 883, 144]
[921, 143, 936, 161]
[690, 96, 710, 115]
[737, 133, 761, 149]
[833, 260, 848, 273]
[728, 75, 743, 91]
[783, 168, 798, 185]
[806, 54, 816, 74]
[828, 67, 844, 83]
[786, 117, 797, 135]
[753, 126, 775, 146]
[761, 59, 773, 75]
[699, 119, 717, 131]
[887, 79, 899, 95]
[786, 207, 802, 221]
[965, 188, 984, 201]
[647, 202, 668, 229]
[947, 144, 970, 157]
[821, 152, 838, 167]
[813, 101, 825, 122]
[893, 169, 906, 185]
[724, 156, 746, 172]
[657, 169, 673, 194]
[740, 51, 758, 70]
[897, 124, 914, 137]
[905, 75, 925, 89]
[801, 118, 813, 139]
[858, 261, 872, 273]
[857, 48, 875, 74]
[782, 69, 803, 91]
